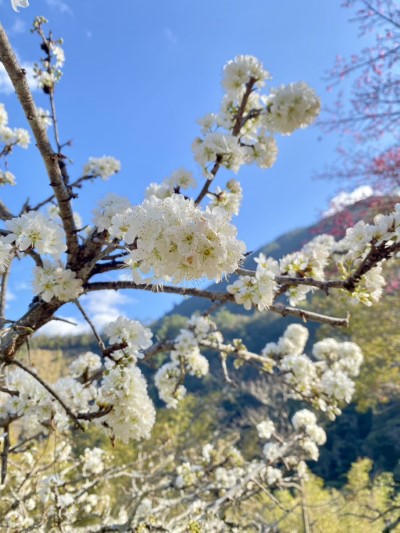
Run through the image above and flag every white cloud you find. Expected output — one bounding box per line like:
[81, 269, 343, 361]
[6, 290, 15, 302]
[164, 28, 178, 47]
[15, 281, 31, 291]
[46, 0, 73, 15]
[8, 19, 26, 36]
[37, 316, 89, 337]
[323, 186, 374, 217]
[36, 291, 136, 337]
[80, 291, 135, 330]
[4, 289, 15, 311]
[0, 60, 38, 95]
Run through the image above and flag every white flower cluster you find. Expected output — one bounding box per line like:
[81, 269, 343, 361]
[155, 315, 218, 408]
[1, 436, 125, 530]
[103, 316, 153, 362]
[175, 444, 246, 498]
[0, 169, 16, 186]
[83, 156, 121, 180]
[193, 132, 246, 175]
[97, 362, 156, 444]
[0, 367, 70, 437]
[222, 55, 270, 98]
[36, 70, 59, 89]
[259, 410, 326, 478]
[230, 234, 336, 311]
[102, 194, 245, 283]
[175, 462, 199, 489]
[193, 55, 319, 178]
[93, 193, 132, 233]
[313, 338, 363, 376]
[257, 419, 275, 440]
[51, 43, 65, 69]
[0, 240, 13, 272]
[5, 211, 66, 256]
[313, 338, 363, 403]
[262, 324, 363, 418]
[279, 234, 335, 305]
[0, 314, 157, 445]
[208, 179, 243, 216]
[263, 441, 285, 464]
[69, 351, 102, 378]
[265, 466, 283, 486]
[0, 102, 30, 149]
[292, 409, 327, 461]
[227, 253, 279, 310]
[264, 82, 321, 135]
[34, 40, 65, 90]
[33, 260, 83, 302]
[336, 205, 400, 305]
[145, 168, 197, 199]
[36, 107, 52, 129]
[228, 202, 400, 311]
[154, 362, 186, 409]
[246, 129, 278, 169]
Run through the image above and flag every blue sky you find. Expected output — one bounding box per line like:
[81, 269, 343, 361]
[0, 0, 369, 332]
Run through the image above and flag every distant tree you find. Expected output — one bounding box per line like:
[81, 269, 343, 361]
[320, 0, 400, 194]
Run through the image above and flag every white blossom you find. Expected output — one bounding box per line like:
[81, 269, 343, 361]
[93, 193, 132, 233]
[0, 170, 16, 186]
[83, 156, 121, 180]
[122, 195, 245, 283]
[263, 442, 284, 463]
[97, 363, 156, 444]
[154, 362, 186, 408]
[104, 317, 152, 359]
[257, 420, 275, 440]
[246, 132, 278, 169]
[208, 179, 243, 216]
[192, 132, 246, 175]
[5, 212, 66, 257]
[36, 107, 52, 129]
[33, 261, 83, 302]
[166, 168, 197, 189]
[262, 324, 309, 358]
[69, 352, 102, 378]
[0, 240, 13, 272]
[264, 82, 320, 135]
[265, 466, 282, 486]
[301, 438, 319, 461]
[228, 253, 278, 311]
[81, 447, 106, 475]
[51, 44, 65, 68]
[222, 55, 270, 97]
[321, 369, 355, 403]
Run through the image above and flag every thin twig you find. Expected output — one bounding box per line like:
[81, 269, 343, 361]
[0, 425, 10, 484]
[0, 24, 79, 264]
[74, 299, 106, 352]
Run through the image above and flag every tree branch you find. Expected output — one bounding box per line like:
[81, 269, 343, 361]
[84, 281, 349, 327]
[0, 24, 79, 265]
